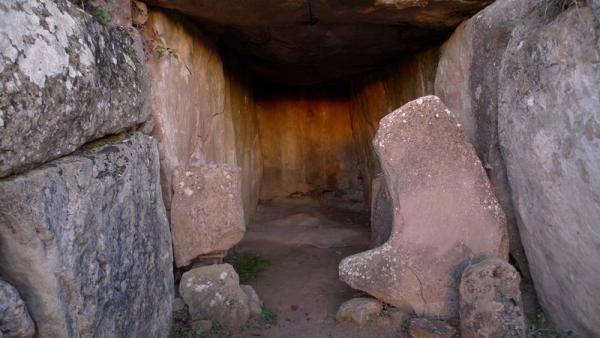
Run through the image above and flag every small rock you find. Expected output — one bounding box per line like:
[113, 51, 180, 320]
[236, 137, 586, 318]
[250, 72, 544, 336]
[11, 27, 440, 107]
[191, 319, 212, 334]
[180, 264, 250, 328]
[132, 0, 148, 26]
[241, 285, 263, 319]
[459, 258, 527, 337]
[0, 279, 35, 338]
[409, 318, 457, 338]
[336, 298, 383, 325]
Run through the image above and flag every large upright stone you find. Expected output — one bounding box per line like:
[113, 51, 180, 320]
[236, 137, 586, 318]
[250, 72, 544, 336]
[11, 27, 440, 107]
[0, 279, 35, 338]
[339, 96, 508, 319]
[0, 0, 149, 178]
[171, 164, 245, 267]
[498, 3, 600, 336]
[0, 133, 173, 337]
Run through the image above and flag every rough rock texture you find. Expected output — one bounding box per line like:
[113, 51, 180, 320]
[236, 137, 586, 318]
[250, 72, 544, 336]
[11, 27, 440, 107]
[459, 258, 526, 338]
[434, 0, 538, 283]
[348, 49, 438, 245]
[257, 85, 362, 200]
[0, 133, 173, 337]
[89, 0, 132, 27]
[241, 285, 263, 319]
[0, 279, 35, 338]
[180, 264, 253, 328]
[145, 0, 491, 84]
[140, 9, 262, 222]
[0, 0, 149, 178]
[409, 318, 457, 338]
[171, 164, 245, 267]
[340, 96, 508, 319]
[498, 3, 600, 336]
[336, 298, 383, 326]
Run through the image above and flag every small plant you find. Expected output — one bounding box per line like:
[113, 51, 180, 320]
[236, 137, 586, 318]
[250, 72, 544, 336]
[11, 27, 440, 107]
[224, 252, 270, 283]
[261, 306, 276, 324]
[155, 40, 178, 59]
[92, 8, 111, 26]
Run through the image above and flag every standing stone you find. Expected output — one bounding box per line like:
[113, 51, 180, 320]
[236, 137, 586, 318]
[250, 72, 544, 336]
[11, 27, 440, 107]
[0, 133, 173, 337]
[171, 164, 245, 267]
[0, 279, 35, 338]
[459, 258, 526, 338]
[339, 96, 508, 319]
[179, 264, 252, 328]
[498, 3, 600, 336]
[0, 0, 149, 178]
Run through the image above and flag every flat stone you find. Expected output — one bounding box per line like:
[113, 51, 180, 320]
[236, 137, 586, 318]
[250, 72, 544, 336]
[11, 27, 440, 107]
[339, 96, 508, 319]
[459, 258, 526, 337]
[171, 164, 245, 267]
[336, 298, 383, 326]
[0, 133, 173, 337]
[0, 0, 149, 177]
[0, 279, 35, 338]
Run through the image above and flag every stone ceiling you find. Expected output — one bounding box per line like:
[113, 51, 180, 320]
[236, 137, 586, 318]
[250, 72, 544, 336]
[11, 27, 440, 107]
[145, 0, 494, 84]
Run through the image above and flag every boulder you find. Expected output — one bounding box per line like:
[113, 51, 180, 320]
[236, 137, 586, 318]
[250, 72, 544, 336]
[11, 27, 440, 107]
[0, 133, 173, 337]
[0, 279, 35, 338]
[498, 2, 600, 336]
[409, 318, 457, 338]
[170, 164, 245, 267]
[335, 298, 383, 326]
[179, 264, 255, 328]
[339, 96, 508, 319]
[0, 0, 149, 178]
[459, 258, 526, 338]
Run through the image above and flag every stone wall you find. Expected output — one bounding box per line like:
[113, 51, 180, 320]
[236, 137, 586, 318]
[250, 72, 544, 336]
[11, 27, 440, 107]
[434, 0, 600, 335]
[256, 85, 361, 200]
[140, 9, 262, 223]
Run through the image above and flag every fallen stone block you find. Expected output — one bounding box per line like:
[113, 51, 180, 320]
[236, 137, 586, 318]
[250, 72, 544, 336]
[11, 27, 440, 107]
[336, 297, 383, 326]
[339, 96, 508, 319]
[0, 133, 173, 337]
[460, 258, 527, 337]
[171, 164, 245, 267]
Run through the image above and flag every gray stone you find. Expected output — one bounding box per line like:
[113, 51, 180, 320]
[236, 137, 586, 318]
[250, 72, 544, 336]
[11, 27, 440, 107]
[0, 133, 173, 337]
[370, 174, 393, 247]
[460, 258, 526, 338]
[241, 285, 263, 319]
[180, 264, 251, 328]
[0, 279, 35, 338]
[0, 0, 149, 178]
[339, 96, 508, 319]
[335, 297, 383, 326]
[498, 3, 600, 336]
[171, 164, 245, 267]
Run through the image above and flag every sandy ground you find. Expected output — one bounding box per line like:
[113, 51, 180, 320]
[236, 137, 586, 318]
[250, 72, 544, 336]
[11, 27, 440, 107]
[230, 197, 406, 338]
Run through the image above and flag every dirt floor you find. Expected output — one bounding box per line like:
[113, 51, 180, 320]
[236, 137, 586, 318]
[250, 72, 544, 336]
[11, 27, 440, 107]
[229, 197, 406, 338]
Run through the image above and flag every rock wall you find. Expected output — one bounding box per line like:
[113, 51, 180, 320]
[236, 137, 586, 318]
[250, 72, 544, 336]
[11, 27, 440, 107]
[0, 0, 149, 178]
[435, 0, 600, 335]
[140, 9, 262, 223]
[256, 85, 361, 200]
[0, 133, 173, 337]
[348, 49, 438, 244]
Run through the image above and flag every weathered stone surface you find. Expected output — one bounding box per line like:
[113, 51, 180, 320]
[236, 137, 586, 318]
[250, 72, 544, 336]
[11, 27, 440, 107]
[171, 164, 245, 267]
[0, 0, 149, 178]
[336, 297, 383, 326]
[90, 0, 132, 26]
[241, 285, 263, 319]
[340, 96, 508, 319]
[0, 133, 173, 337]
[498, 3, 600, 336]
[409, 318, 457, 338]
[145, 0, 489, 84]
[459, 258, 526, 338]
[434, 0, 539, 284]
[257, 85, 362, 200]
[0, 279, 35, 338]
[180, 264, 252, 328]
[370, 174, 393, 247]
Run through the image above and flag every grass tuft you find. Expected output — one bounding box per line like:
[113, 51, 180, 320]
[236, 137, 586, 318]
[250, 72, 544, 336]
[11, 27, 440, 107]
[224, 252, 270, 283]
